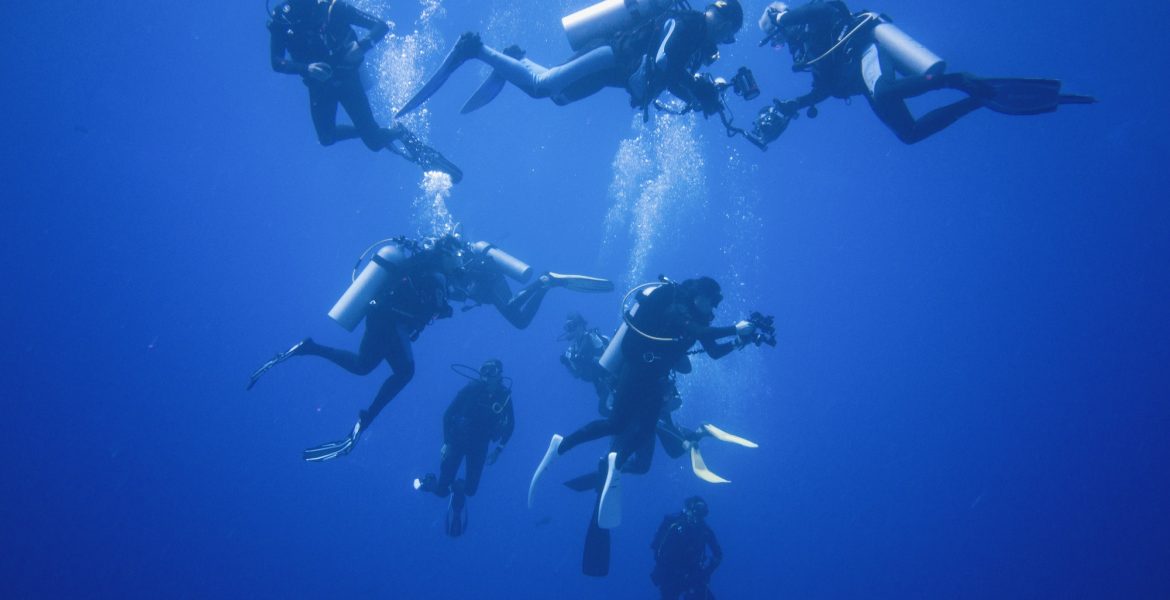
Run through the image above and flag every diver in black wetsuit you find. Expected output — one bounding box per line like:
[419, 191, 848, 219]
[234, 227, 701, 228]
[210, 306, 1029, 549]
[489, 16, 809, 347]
[559, 312, 614, 416]
[652, 497, 723, 600]
[528, 277, 770, 507]
[267, 0, 463, 181]
[395, 1, 744, 118]
[413, 358, 514, 537]
[750, 1, 1095, 146]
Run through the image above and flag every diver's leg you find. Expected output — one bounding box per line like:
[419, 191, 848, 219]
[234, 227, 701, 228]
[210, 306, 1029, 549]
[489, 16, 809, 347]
[497, 279, 552, 330]
[463, 442, 488, 496]
[297, 331, 383, 376]
[869, 93, 983, 145]
[559, 419, 618, 455]
[337, 77, 392, 152]
[308, 83, 357, 146]
[359, 322, 416, 426]
[433, 443, 463, 497]
[478, 45, 616, 100]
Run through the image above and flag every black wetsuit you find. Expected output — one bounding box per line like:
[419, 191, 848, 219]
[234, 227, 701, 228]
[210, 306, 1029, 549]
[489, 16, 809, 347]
[775, 1, 983, 144]
[268, 0, 402, 150]
[651, 513, 723, 600]
[298, 251, 452, 429]
[557, 284, 738, 474]
[429, 380, 514, 497]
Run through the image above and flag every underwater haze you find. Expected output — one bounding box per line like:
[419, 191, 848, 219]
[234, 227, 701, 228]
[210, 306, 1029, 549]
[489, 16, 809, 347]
[2, 0, 1169, 598]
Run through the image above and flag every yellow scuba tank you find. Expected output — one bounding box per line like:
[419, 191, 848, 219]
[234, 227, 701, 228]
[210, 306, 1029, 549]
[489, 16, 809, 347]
[328, 242, 409, 331]
[467, 241, 533, 283]
[562, 0, 677, 51]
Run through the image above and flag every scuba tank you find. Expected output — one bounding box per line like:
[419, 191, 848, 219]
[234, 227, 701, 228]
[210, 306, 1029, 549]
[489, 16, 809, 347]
[328, 242, 409, 331]
[872, 20, 945, 77]
[467, 241, 533, 283]
[562, 0, 678, 51]
[599, 282, 670, 376]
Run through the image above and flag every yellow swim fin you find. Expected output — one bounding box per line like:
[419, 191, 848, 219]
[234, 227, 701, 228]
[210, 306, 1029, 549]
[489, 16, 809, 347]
[690, 446, 731, 484]
[703, 424, 759, 448]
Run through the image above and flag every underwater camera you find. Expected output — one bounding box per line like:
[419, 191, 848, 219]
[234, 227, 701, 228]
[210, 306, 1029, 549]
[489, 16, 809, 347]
[745, 311, 777, 347]
[747, 103, 793, 148]
[731, 67, 760, 101]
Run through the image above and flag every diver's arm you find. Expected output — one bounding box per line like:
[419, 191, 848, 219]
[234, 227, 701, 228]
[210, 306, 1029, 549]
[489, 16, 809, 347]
[651, 516, 673, 551]
[770, 2, 840, 29]
[269, 32, 308, 75]
[791, 87, 830, 111]
[697, 325, 739, 360]
[337, 3, 391, 50]
[498, 396, 515, 446]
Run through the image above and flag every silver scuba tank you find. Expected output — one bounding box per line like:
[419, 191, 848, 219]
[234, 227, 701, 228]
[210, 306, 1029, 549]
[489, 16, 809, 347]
[328, 244, 408, 331]
[599, 283, 661, 376]
[562, 0, 676, 52]
[468, 241, 534, 283]
[872, 21, 945, 77]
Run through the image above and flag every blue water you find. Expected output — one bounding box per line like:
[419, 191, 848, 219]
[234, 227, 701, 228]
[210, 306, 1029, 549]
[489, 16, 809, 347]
[3, 0, 1168, 597]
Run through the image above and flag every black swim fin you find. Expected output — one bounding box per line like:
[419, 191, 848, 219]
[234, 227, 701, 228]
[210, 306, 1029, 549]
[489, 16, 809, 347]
[563, 471, 602, 492]
[978, 78, 1097, 116]
[582, 491, 610, 577]
[246, 339, 307, 390]
[387, 126, 464, 183]
[446, 479, 469, 537]
[396, 32, 482, 118]
[461, 45, 525, 114]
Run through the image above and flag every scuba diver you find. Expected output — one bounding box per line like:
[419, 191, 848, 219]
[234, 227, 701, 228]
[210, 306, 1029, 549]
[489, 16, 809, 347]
[651, 497, 722, 600]
[528, 276, 772, 575]
[246, 233, 610, 461]
[267, 0, 464, 181]
[559, 312, 614, 416]
[395, 1, 745, 121]
[413, 359, 514, 538]
[749, 1, 1096, 147]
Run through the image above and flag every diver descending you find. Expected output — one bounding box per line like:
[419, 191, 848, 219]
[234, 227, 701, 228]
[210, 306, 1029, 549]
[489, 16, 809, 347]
[559, 312, 615, 416]
[528, 276, 773, 576]
[395, 1, 746, 122]
[651, 497, 723, 600]
[748, 1, 1096, 147]
[413, 359, 515, 538]
[247, 233, 612, 462]
[267, 0, 464, 181]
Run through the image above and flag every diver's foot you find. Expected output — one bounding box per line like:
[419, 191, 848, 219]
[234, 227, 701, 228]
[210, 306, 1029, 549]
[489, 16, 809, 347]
[453, 32, 483, 63]
[544, 272, 615, 293]
[501, 44, 525, 59]
[413, 473, 438, 493]
[446, 480, 469, 537]
[528, 434, 563, 508]
[947, 72, 994, 99]
[303, 417, 363, 462]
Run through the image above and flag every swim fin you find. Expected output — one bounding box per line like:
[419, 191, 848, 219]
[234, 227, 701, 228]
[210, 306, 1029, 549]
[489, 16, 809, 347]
[564, 470, 602, 492]
[461, 45, 525, 114]
[528, 434, 562, 508]
[703, 423, 759, 448]
[446, 479, 469, 537]
[582, 491, 611, 577]
[977, 78, 1097, 116]
[597, 452, 622, 529]
[303, 418, 363, 462]
[690, 445, 731, 484]
[546, 273, 615, 293]
[396, 32, 483, 118]
[246, 339, 307, 390]
[387, 126, 464, 183]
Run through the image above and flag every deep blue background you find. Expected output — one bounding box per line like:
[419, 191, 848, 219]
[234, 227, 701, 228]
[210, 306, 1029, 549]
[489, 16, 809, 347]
[2, 0, 1168, 598]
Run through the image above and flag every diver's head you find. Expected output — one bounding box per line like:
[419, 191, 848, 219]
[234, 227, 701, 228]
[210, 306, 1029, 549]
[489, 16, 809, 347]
[684, 496, 709, 522]
[287, 0, 315, 14]
[562, 312, 588, 339]
[479, 358, 504, 384]
[705, 0, 744, 45]
[429, 232, 467, 272]
[679, 276, 723, 323]
[758, 2, 790, 47]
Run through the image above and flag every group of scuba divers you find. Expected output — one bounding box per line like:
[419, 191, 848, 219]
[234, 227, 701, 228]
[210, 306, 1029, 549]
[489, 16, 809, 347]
[261, 0, 1093, 595]
[268, 0, 1094, 183]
